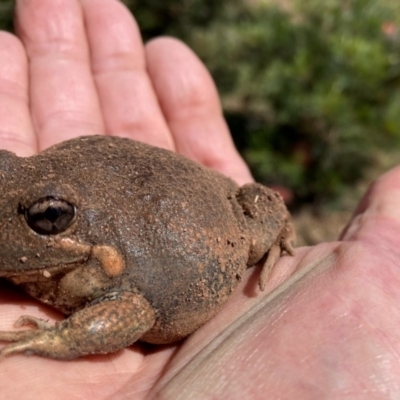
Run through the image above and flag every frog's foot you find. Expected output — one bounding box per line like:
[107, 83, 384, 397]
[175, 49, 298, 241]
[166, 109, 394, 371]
[0, 292, 155, 360]
[259, 222, 296, 291]
[0, 315, 53, 345]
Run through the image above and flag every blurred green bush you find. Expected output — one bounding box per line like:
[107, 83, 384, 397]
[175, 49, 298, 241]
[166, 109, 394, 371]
[1, 0, 399, 206]
[0, 1, 13, 32]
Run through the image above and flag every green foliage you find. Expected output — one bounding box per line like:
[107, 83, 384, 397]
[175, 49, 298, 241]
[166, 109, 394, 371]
[178, 0, 400, 204]
[0, 0, 14, 32]
[123, 0, 239, 39]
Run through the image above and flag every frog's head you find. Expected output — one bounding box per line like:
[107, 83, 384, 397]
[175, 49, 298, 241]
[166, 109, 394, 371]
[0, 151, 92, 277]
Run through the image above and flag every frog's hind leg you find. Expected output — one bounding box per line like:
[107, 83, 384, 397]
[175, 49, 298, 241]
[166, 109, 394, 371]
[0, 292, 155, 360]
[258, 222, 296, 291]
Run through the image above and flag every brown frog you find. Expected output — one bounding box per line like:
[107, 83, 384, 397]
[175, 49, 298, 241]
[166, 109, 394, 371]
[0, 135, 294, 360]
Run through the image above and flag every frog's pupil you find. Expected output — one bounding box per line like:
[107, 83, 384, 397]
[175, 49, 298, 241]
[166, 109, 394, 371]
[45, 206, 62, 222]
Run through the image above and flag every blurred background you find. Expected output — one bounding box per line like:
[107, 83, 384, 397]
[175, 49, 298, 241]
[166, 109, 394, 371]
[1, 0, 399, 244]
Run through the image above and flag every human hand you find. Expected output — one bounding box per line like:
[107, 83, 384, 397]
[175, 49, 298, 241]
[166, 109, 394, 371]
[2, 1, 400, 399]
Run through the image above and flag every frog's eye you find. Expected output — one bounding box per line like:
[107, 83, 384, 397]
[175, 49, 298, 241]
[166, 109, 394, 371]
[23, 197, 76, 235]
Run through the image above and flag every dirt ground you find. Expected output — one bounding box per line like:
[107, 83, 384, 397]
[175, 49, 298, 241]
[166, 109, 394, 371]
[292, 208, 352, 246]
[292, 151, 398, 246]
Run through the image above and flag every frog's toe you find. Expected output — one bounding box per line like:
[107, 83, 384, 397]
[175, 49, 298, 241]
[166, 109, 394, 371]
[15, 315, 53, 330]
[258, 243, 281, 291]
[258, 223, 296, 291]
[0, 337, 40, 360]
[0, 328, 41, 344]
[0, 326, 67, 360]
[0, 315, 53, 352]
[281, 222, 296, 256]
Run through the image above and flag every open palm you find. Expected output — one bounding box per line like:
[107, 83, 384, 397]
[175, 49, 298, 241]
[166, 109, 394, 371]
[1, 1, 400, 399]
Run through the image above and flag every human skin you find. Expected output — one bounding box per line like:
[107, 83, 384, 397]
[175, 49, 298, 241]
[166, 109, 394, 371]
[1, 0, 400, 399]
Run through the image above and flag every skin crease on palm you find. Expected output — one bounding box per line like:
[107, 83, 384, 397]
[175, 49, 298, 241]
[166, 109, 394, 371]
[1, 0, 400, 399]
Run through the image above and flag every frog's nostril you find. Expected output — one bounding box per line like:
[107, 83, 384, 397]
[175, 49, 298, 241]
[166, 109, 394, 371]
[23, 197, 77, 235]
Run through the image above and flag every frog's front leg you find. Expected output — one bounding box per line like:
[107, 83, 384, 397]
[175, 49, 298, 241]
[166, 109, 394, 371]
[0, 292, 155, 360]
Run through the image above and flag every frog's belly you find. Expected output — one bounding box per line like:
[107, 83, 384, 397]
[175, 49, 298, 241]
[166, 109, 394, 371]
[139, 253, 248, 344]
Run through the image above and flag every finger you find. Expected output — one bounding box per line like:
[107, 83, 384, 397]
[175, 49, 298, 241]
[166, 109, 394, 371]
[14, 0, 105, 150]
[81, 0, 174, 150]
[146, 37, 253, 184]
[341, 164, 400, 242]
[0, 32, 36, 156]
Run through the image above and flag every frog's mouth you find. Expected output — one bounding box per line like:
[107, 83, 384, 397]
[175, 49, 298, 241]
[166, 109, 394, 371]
[0, 237, 92, 278]
[0, 240, 125, 280]
[0, 262, 84, 283]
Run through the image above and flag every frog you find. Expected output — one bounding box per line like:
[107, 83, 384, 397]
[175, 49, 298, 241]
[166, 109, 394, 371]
[0, 135, 295, 360]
